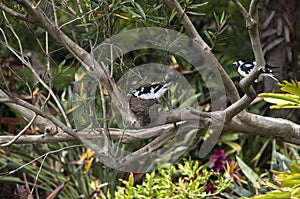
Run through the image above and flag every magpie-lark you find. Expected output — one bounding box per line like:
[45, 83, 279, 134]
[131, 80, 172, 99]
[129, 80, 173, 127]
[234, 60, 281, 83]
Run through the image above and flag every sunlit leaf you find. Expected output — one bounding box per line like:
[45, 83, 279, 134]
[249, 191, 291, 199]
[169, 9, 177, 23]
[258, 93, 300, 109]
[114, 13, 130, 20]
[279, 80, 300, 96]
[76, 23, 93, 27]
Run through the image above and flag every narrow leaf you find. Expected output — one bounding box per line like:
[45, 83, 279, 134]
[236, 156, 262, 189]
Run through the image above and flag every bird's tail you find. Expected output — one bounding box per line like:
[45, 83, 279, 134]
[263, 73, 283, 83]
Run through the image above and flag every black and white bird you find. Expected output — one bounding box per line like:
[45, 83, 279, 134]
[233, 60, 281, 83]
[130, 80, 172, 99]
[129, 80, 172, 127]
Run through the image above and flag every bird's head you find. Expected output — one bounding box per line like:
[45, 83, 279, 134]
[233, 60, 243, 67]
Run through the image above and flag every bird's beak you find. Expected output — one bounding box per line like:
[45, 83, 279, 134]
[233, 61, 237, 66]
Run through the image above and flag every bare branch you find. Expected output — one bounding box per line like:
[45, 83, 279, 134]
[0, 0, 299, 162]
[1, 144, 82, 176]
[1, 0, 135, 127]
[0, 89, 79, 139]
[1, 114, 37, 147]
[230, 0, 268, 122]
[232, 0, 249, 20]
[163, 0, 240, 104]
[249, 0, 260, 17]
[0, 34, 72, 128]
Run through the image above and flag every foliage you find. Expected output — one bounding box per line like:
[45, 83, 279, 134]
[204, 11, 230, 49]
[0, 143, 127, 198]
[108, 158, 232, 199]
[0, 0, 300, 198]
[0, 143, 91, 198]
[259, 80, 300, 109]
[226, 139, 300, 199]
[242, 160, 300, 199]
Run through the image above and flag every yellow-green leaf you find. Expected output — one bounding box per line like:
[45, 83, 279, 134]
[279, 80, 300, 96]
[258, 93, 300, 109]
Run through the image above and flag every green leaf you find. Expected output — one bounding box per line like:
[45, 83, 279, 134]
[186, 11, 206, 16]
[76, 23, 93, 27]
[204, 30, 213, 46]
[251, 137, 270, 166]
[213, 11, 219, 24]
[258, 93, 300, 109]
[259, 81, 300, 109]
[0, 176, 25, 183]
[249, 191, 291, 199]
[273, 171, 300, 188]
[169, 9, 177, 23]
[292, 187, 300, 198]
[188, 2, 208, 9]
[229, 183, 252, 197]
[134, 2, 146, 20]
[279, 80, 300, 96]
[236, 156, 262, 189]
[290, 162, 300, 173]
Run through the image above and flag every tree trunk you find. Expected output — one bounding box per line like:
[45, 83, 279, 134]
[260, 0, 299, 121]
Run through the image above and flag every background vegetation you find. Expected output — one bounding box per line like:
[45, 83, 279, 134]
[0, 0, 299, 198]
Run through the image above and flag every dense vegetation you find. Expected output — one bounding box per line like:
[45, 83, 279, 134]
[0, 0, 299, 198]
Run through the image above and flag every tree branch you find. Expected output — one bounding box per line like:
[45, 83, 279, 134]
[163, 0, 240, 104]
[1, 113, 37, 146]
[0, 1, 33, 22]
[2, 0, 135, 127]
[0, 89, 79, 140]
[225, 112, 300, 145]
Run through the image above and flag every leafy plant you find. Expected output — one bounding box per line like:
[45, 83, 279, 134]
[107, 158, 232, 199]
[259, 80, 300, 109]
[204, 11, 230, 49]
[229, 139, 300, 199]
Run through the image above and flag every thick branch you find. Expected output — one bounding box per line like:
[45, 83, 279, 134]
[0, 124, 176, 144]
[2, 110, 300, 146]
[225, 112, 300, 145]
[1, 85, 300, 146]
[0, 1, 33, 22]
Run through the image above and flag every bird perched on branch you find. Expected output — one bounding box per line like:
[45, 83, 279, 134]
[129, 80, 173, 127]
[233, 60, 282, 83]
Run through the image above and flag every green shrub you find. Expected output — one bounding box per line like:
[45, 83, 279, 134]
[106, 159, 232, 199]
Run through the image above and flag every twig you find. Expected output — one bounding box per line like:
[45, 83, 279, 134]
[58, 5, 100, 30]
[50, 0, 58, 26]
[30, 150, 48, 196]
[1, 114, 37, 147]
[0, 13, 72, 128]
[0, 144, 82, 177]
[0, 89, 79, 139]
[232, 0, 249, 20]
